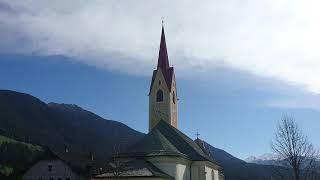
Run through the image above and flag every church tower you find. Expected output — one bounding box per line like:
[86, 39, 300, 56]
[149, 25, 178, 131]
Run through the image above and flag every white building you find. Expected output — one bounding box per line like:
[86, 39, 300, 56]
[93, 25, 224, 180]
[23, 150, 90, 180]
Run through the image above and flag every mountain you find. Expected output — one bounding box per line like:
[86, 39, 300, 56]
[246, 153, 320, 170]
[0, 90, 144, 159]
[0, 89, 288, 179]
[245, 153, 281, 166]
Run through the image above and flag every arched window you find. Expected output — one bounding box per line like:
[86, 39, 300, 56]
[173, 91, 176, 104]
[156, 89, 163, 102]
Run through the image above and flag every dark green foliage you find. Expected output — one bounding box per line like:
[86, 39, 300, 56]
[0, 135, 44, 179]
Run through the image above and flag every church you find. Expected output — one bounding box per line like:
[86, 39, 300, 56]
[93, 25, 224, 180]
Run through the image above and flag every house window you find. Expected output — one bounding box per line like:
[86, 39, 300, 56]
[38, 178, 43, 180]
[48, 165, 52, 172]
[156, 90, 163, 102]
[50, 178, 54, 180]
[66, 178, 70, 180]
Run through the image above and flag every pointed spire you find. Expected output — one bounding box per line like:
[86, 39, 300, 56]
[157, 24, 170, 70]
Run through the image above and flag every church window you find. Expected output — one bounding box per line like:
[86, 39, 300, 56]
[156, 89, 163, 102]
[173, 91, 176, 104]
[159, 80, 161, 85]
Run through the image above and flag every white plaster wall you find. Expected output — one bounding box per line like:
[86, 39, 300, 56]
[205, 166, 212, 180]
[190, 161, 222, 180]
[213, 169, 219, 180]
[23, 159, 86, 180]
[147, 157, 190, 180]
[204, 165, 220, 180]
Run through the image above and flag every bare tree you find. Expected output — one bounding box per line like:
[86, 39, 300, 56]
[108, 145, 125, 176]
[271, 116, 319, 180]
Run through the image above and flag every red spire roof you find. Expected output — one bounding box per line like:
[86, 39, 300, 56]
[157, 25, 170, 70]
[149, 25, 175, 94]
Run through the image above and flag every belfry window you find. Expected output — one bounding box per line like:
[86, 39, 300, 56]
[156, 89, 163, 102]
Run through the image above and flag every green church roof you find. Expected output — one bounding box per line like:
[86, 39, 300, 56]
[96, 158, 173, 179]
[127, 127, 181, 155]
[122, 120, 218, 164]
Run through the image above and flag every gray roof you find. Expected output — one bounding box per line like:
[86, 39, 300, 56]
[123, 120, 218, 164]
[95, 158, 173, 179]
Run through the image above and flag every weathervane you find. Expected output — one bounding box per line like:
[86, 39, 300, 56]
[161, 17, 165, 26]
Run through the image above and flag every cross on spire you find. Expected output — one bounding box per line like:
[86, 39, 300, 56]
[157, 21, 169, 70]
[196, 132, 200, 139]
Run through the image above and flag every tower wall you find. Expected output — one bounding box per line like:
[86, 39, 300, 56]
[149, 70, 171, 131]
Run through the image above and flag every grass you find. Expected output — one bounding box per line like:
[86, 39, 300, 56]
[0, 135, 43, 152]
[0, 135, 45, 178]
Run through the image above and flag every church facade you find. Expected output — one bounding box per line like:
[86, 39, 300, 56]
[93, 26, 224, 180]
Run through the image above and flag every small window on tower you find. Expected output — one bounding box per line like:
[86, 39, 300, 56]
[159, 80, 161, 85]
[173, 92, 176, 104]
[156, 90, 163, 102]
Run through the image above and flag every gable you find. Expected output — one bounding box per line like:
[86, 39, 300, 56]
[23, 159, 75, 178]
[149, 68, 174, 95]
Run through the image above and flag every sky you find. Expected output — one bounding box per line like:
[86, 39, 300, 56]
[1, 0, 320, 160]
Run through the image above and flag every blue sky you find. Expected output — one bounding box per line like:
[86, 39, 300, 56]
[1, 0, 320, 160]
[1, 54, 320, 160]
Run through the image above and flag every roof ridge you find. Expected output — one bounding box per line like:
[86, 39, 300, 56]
[125, 125, 182, 155]
[156, 120, 218, 163]
[153, 129, 180, 153]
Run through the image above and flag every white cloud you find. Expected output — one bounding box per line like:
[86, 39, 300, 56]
[1, 0, 320, 93]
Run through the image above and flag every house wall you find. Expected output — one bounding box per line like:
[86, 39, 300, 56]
[23, 159, 87, 180]
[205, 166, 212, 180]
[147, 156, 190, 180]
[205, 165, 220, 180]
[190, 161, 222, 180]
[191, 164, 199, 180]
